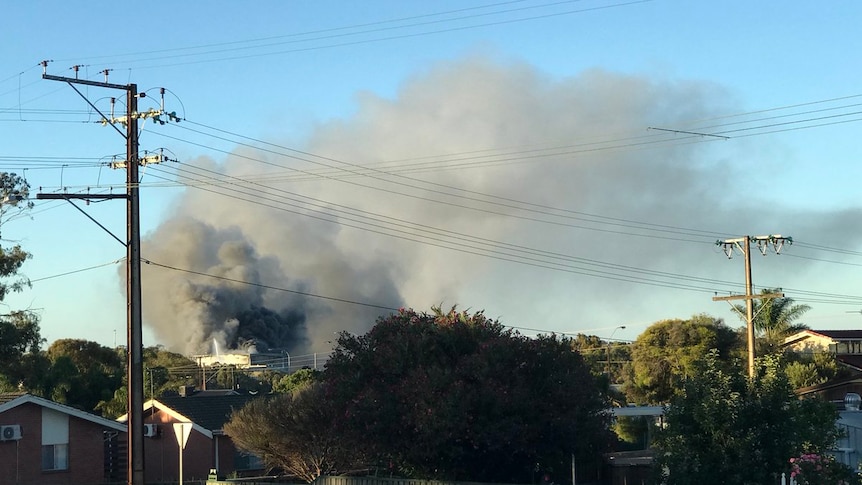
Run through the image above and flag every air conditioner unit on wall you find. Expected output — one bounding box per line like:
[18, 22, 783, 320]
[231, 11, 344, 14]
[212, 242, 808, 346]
[0, 425, 22, 441]
[143, 424, 160, 438]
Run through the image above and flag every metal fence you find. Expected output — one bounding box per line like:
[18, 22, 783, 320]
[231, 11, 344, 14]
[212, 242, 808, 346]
[314, 476, 528, 485]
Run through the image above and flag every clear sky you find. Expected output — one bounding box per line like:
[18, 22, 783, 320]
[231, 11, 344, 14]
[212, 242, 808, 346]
[1, 1, 861, 354]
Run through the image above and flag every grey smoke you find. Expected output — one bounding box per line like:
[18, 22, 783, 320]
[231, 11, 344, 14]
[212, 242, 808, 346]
[139, 56, 861, 354]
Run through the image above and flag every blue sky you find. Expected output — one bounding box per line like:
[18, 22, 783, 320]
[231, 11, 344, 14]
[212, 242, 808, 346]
[1, 1, 861, 353]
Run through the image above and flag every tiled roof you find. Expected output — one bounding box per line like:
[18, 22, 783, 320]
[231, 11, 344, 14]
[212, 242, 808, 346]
[0, 392, 25, 405]
[0, 393, 126, 432]
[157, 393, 262, 432]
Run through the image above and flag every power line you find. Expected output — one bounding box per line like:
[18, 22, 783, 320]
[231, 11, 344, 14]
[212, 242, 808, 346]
[142, 259, 400, 312]
[39, 0, 652, 71]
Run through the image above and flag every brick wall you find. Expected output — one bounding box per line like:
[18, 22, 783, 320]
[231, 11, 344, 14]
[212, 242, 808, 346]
[143, 409, 214, 483]
[0, 402, 127, 485]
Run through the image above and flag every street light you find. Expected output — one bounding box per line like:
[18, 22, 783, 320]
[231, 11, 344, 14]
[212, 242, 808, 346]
[282, 350, 291, 372]
[606, 326, 626, 378]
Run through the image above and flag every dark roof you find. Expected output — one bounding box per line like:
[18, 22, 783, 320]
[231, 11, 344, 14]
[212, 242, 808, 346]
[796, 373, 862, 396]
[808, 330, 862, 340]
[157, 393, 262, 432]
[838, 355, 862, 371]
[0, 392, 25, 405]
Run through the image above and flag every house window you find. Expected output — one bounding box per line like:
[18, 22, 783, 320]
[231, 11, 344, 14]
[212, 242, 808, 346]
[42, 443, 69, 471]
[41, 408, 69, 471]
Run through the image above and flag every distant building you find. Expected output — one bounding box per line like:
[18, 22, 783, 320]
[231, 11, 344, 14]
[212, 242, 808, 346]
[194, 350, 329, 372]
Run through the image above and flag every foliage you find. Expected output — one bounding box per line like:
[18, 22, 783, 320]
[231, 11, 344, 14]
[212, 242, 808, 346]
[623, 314, 742, 404]
[653, 351, 843, 485]
[272, 368, 319, 394]
[142, 345, 198, 397]
[225, 382, 350, 482]
[0, 311, 44, 387]
[0, 174, 40, 390]
[788, 453, 861, 485]
[43, 339, 124, 412]
[97, 346, 199, 418]
[784, 351, 849, 390]
[571, 333, 631, 384]
[612, 416, 651, 450]
[733, 288, 810, 350]
[323, 306, 610, 483]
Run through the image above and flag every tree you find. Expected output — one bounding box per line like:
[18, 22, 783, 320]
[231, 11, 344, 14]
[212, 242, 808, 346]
[623, 314, 742, 405]
[44, 339, 124, 412]
[323, 306, 610, 483]
[733, 288, 810, 350]
[272, 368, 319, 394]
[783, 351, 849, 390]
[652, 350, 850, 485]
[571, 333, 631, 384]
[97, 346, 199, 418]
[224, 382, 350, 482]
[0, 310, 43, 387]
[0, 172, 41, 389]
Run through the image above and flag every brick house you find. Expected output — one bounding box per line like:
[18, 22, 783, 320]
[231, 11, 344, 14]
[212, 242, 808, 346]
[0, 393, 128, 485]
[117, 387, 263, 483]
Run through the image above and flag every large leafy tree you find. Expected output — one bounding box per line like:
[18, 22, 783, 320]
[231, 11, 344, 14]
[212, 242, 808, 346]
[733, 288, 810, 350]
[225, 382, 349, 482]
[97, 346, 199, 418]
[323, 306, 609, 483]
[653, 351, 851, 485]
[43, 339, 124, 412]
[0, 172, 41, 391]
[623, 314, 742, 405]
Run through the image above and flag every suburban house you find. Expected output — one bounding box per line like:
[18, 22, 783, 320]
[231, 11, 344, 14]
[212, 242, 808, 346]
[784, 329, 862, 403]
[784, 329, 862, 372]
[0, 392, 128, 485]
[117, 386, 264, 483]
[782, 330, 862, 469]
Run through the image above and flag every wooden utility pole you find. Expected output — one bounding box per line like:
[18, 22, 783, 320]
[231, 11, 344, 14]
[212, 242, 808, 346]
[38, 63, 173, 485]
[714, 235, 791, 378]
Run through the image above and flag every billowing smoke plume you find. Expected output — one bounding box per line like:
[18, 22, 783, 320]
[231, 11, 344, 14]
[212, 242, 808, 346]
[140, 56, 862, 354]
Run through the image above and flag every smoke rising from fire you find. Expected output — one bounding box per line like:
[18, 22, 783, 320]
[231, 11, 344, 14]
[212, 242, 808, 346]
[139, 56, 862, 355]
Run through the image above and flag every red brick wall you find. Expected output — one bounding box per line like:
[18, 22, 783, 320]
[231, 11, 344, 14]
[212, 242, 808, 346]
[0, 402, 128, 485]
[0, 402, 42, 485]
[143, 409, 214, 483]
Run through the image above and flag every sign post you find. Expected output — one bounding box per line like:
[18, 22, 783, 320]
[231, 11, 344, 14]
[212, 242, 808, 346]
[173, 422, 192, 485]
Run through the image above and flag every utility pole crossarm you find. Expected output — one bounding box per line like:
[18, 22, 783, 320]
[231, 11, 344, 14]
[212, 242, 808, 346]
[714, 234, 792, 379]
[712, 292, 785, 302]
[36, 193, 127, 200]
[42, 73, 128, 91]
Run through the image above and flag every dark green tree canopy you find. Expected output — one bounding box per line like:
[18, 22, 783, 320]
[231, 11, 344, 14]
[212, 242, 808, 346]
[323, 306, 609, 482]
[623, 314, 742, 405]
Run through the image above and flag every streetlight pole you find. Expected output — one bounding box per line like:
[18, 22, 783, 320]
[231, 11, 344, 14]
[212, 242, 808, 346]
[606, 326, 626, 378]
[282, 351, 291, 372]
